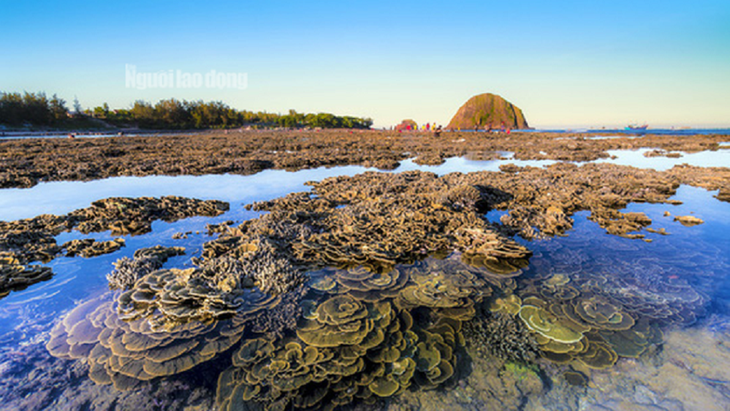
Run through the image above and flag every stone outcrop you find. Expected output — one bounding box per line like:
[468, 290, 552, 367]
[447, 93, 528, 130]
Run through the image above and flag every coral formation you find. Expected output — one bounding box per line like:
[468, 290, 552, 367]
[248, 171, 532, 274]
[0, 254, 52, 298]
[512, 248, 705, 369]
[107, 245, 186, 290]
[463, 299, 539, 364]
[1, 130, 726, 189]
[0, 196, 227, 297]
[64, 238, 126, 258]
[215, 257, 503, 411]
[46, 294, 246, 391]
[116, 267, 280, 330]
[674, 215, 704, 226]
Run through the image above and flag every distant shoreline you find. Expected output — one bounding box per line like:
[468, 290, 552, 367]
[3, 127, 730, 141]
[0, 129, 204, 140]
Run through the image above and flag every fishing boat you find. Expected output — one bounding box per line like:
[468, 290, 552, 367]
[625, 124, 648, 131]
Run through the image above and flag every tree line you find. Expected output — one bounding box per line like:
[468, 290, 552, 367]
[0, 91, 373, 130]
[0, 92, 70, 126]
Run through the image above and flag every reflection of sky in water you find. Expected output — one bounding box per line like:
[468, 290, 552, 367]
[594, 148, 730, 170]
[586, 135, 642, 140]
[0, 158, 563, 221]
[0, 166, 371, 221]
[1, 150, 727, 221]
[394, 157, 555, 174]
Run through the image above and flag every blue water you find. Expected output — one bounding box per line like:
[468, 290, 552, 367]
[518, 128, 730, 136]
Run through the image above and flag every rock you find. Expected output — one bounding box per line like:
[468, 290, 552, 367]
[715, 188, 730, 203]
[674, 215, 704, 227]
[395, 119, 418, 131]
[447, 93, 529, 130]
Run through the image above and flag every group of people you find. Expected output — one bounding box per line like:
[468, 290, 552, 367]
[393, 122, 443, 135]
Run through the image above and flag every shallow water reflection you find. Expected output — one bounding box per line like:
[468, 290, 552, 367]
[2, 151, 726, 221]
[596, 148, 730, 170]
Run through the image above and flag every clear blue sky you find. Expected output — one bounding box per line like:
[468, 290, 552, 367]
[1, 0, 728, 128]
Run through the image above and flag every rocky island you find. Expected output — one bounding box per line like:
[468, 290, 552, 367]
[446, 93, 529, 130]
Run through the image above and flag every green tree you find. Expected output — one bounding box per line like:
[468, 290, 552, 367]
[73, 96, 83, 114]
[49, 94, 68, 122]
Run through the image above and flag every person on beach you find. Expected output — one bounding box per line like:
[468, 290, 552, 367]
[434, 125, 442, 137]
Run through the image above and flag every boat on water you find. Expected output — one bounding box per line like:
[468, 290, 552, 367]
[626, 124, 648, 131]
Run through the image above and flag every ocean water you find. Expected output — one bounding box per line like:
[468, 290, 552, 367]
[0, 155, 729, 411]
[521, 128, 730, 136]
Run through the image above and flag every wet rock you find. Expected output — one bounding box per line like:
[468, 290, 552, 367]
[63, 238, 126, 258]
[563, 371, 588, 387]
[0, 196, 227, 298]
[674, 215, 704, 227]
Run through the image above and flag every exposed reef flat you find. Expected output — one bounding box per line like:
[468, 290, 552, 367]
[3, 159, 728, 300]
[0, 197, 228, 298]
[247, 163, 727, 244]
[0, 129, 727, 188]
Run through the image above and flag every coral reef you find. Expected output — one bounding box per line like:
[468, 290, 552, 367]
[248, 171, 532, 274]
[1, 130, 727, 411]
[0, 196, 228, 298]
[0, 130, 726, 189]
[512, 253, 706, 370]
[215, 257, 507, 411]
[107, 245, 186, 290]
[46, 294, 247, 390]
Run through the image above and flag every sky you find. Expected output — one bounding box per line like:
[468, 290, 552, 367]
[1, 0, 729, 128]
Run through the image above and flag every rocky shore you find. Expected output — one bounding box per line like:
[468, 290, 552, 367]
[0, 130, 727, 188]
